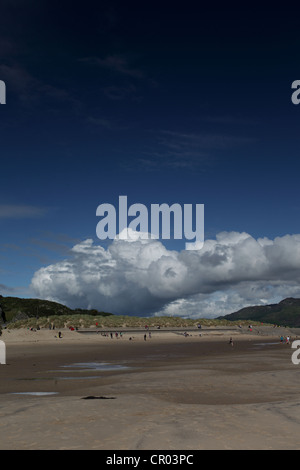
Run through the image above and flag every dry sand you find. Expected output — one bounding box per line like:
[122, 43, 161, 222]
[0, 326, 300, 450]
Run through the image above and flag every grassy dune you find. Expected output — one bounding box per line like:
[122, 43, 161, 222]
[7, 314, 266, 330]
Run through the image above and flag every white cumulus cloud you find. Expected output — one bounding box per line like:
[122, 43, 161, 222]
[30, 231, 300, 318]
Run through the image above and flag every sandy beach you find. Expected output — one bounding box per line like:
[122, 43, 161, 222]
[0, 325, 300, 450]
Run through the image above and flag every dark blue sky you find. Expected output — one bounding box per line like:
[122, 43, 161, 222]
[1, 1, 300, 316]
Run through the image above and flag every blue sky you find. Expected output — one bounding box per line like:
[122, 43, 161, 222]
[1, 1, 300, 317]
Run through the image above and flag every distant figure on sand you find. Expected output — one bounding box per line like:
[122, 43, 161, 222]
[144, 334, 147, 341]
[229, 337, 234, 346]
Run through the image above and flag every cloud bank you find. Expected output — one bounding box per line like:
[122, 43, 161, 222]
[30, 230, 300, 318]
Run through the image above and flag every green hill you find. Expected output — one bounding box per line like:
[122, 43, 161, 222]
[219, 298, 300, 327]
[0, 295, 112, 323]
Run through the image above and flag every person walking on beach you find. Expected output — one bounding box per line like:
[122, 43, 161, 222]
[144, 334, 147, 341]
[229, 337, 234, 347]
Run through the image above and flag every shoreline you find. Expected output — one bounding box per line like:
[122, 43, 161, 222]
[1, 323, 295, 346]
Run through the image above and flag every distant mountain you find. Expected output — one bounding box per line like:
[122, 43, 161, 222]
[0, 295, 112, 323]
[219, 298, 300, 327]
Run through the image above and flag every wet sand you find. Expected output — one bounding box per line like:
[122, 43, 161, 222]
[0, 327, 300, 449]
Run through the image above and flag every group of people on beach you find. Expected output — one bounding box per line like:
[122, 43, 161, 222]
[280, 335, 290, 344]
[109, 332, 123, 339]
[102, 330, 152, 341]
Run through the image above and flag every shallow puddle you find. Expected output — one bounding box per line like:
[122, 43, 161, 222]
[59, 362, 130, 372]
[10, 392, 59, 396]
